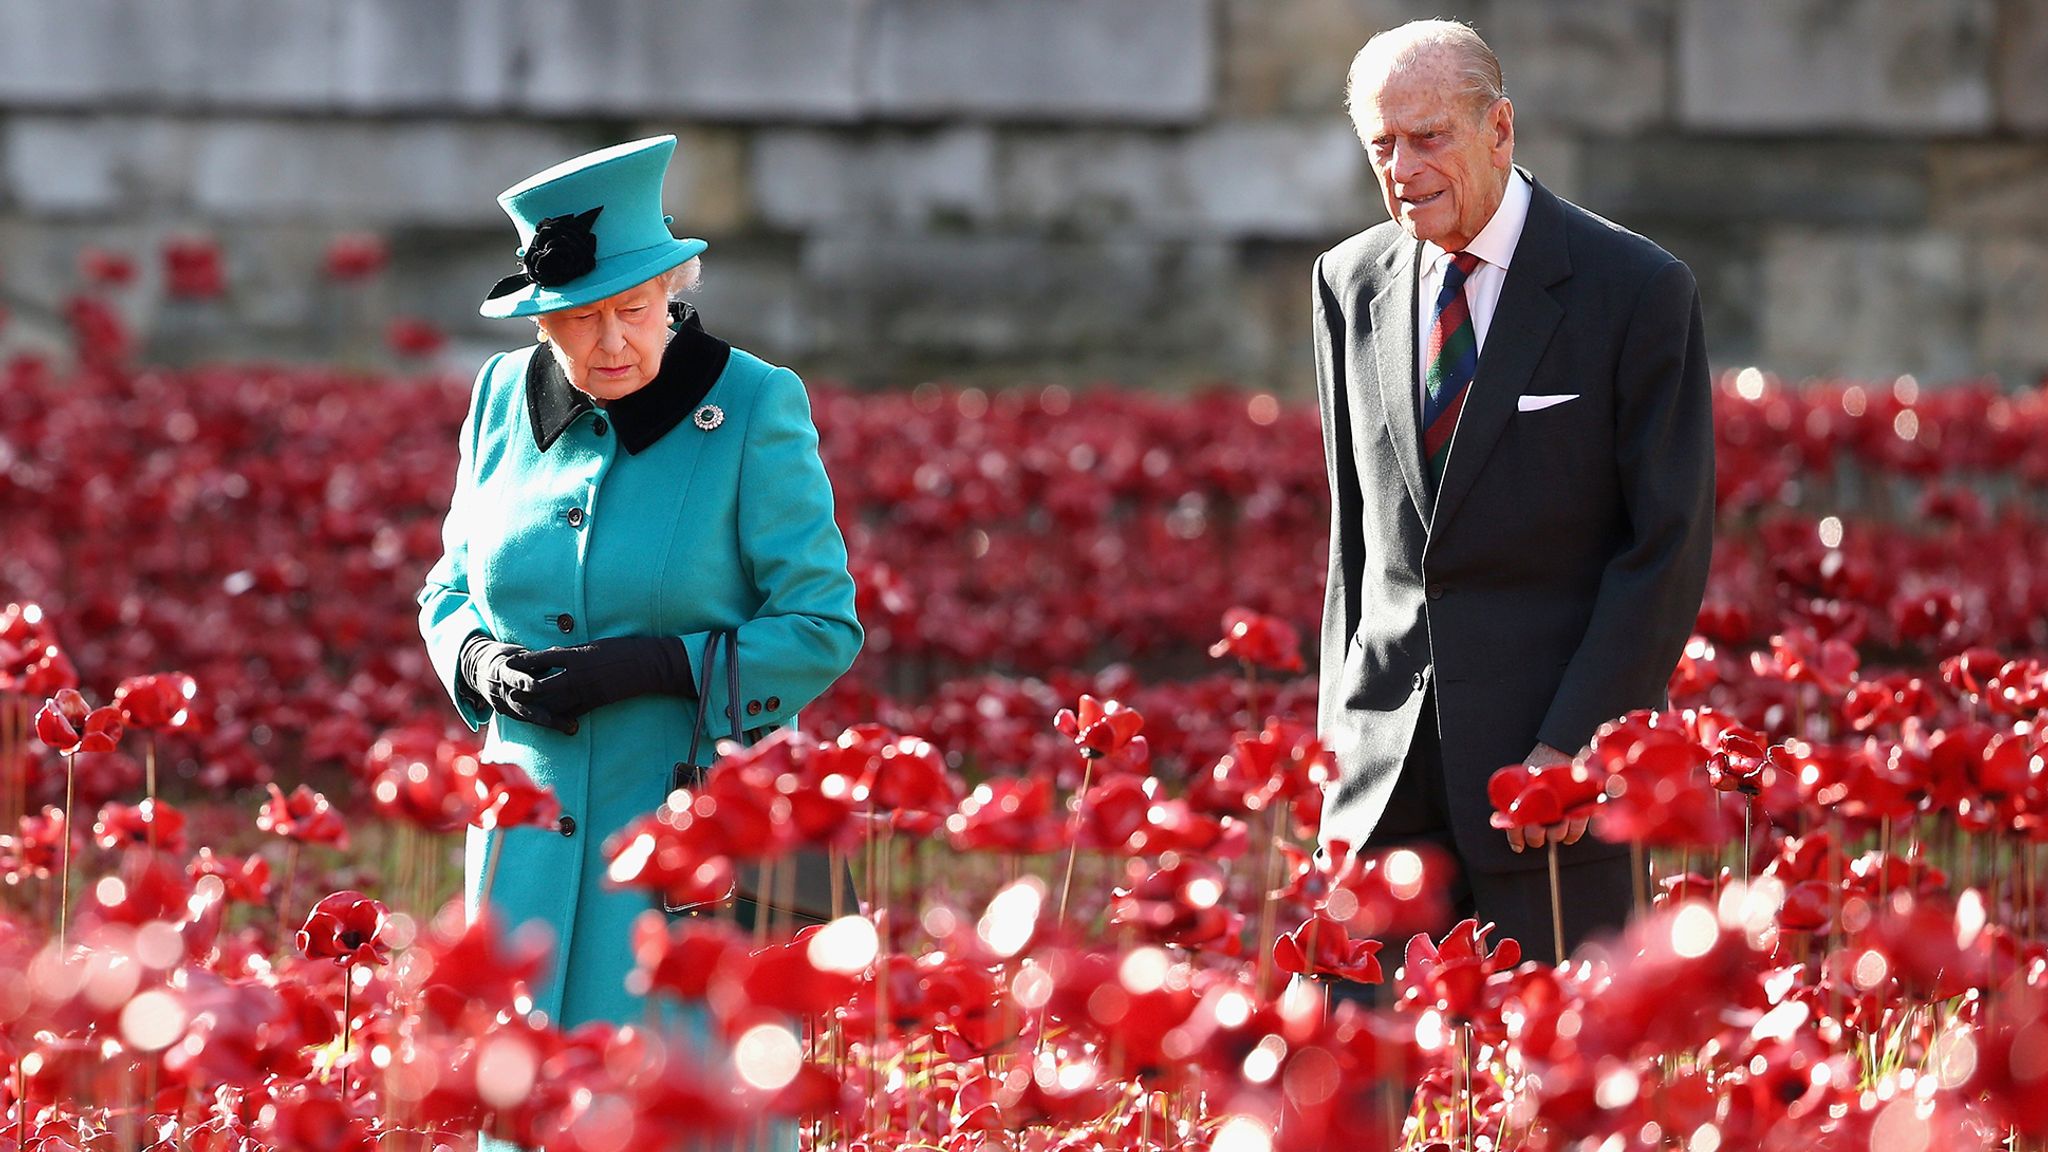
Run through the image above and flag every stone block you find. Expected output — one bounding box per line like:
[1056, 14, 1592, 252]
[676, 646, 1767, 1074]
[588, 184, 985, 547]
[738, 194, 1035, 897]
[1996, 0, 2048, 133]
[865, 0, 1213, 123]
[1577, 138, 1929, 226]
[750, 128, 997, 230]
[186, 119, 610, 224]
[3, 117, 202, 215]
[645, 125, 752, 236]
[1757, 228, 1975, 383]
[1928, 145, 2048, 233]
[1486, 0, 1668, 133]
[1000, 121, 1371, 239]
[795, 233, 1242, 384]
[1976, 239, 2048, 383]
[332, 0, 493, 110]
[0, 0, 202, 106]
[682, 236, 812, 361]
[192, 0, 343, 107]
[1677, 0, 1995, 132]
[510, 0, 863, 119]
[1182, 122, 1373, 237]
[1217, 0, 1468, 118]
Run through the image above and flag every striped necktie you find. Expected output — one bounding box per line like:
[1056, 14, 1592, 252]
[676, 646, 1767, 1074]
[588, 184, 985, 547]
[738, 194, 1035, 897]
[1422, 251, 1483, 499]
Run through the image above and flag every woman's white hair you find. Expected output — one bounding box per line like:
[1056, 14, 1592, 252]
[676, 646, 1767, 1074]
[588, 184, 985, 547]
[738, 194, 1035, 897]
[662, 256, 703, 299]
[1345, 19, 1506, 131]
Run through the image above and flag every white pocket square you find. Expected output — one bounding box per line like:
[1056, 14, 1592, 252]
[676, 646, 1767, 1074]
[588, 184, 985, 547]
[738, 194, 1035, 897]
[1517, 393, 1579, 412]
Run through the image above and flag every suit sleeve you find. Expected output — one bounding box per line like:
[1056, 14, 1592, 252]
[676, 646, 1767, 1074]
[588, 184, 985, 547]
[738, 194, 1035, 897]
[681, 365, 863, 736]
[416, 353, 504, 733]
[1537, 260, 1715, 753]
[1312, 253, 1365, 739]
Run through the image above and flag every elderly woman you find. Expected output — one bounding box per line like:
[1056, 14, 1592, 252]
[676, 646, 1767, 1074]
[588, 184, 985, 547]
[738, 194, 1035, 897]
[417, 135, 862, 1034]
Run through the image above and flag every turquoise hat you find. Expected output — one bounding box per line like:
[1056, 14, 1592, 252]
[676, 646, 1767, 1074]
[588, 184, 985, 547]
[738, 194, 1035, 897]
[480, 135, 708, 319]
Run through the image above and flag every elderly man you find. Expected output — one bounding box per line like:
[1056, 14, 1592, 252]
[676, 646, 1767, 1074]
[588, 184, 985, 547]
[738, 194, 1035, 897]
[1311, 20, 1713, 964]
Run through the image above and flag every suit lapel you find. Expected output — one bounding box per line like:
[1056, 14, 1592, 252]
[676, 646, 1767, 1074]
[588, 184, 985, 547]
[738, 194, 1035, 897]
[1427, 176, 1572, 537]
[1367, 239, 1428, 516]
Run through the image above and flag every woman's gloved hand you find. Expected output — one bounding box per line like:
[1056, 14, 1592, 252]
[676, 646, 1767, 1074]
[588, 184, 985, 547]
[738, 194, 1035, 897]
[509, 635, 696, 722]
[459, 634, 577, 733]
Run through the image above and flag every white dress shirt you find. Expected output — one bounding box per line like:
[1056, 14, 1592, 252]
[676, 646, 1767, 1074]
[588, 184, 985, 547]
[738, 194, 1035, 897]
[1416, 170, 1532, 411]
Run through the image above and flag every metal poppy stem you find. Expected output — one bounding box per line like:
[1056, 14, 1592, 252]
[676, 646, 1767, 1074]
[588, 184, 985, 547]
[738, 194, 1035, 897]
[1742, 794, 1754, 877]
[144, 735, 157, 853]
[1547, 840, 1565, 965]
[1054, 755, 1096, 927]
[1458, 1021, 1475, 1152]
[477, 834, 501, 914]
[278, 840, 301, 946]
[58, 749, 74, 949]
[1630, 841, 1648, 919]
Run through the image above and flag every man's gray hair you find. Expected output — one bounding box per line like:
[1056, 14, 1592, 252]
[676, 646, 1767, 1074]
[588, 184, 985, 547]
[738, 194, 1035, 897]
[1345, 19, 1506, 122]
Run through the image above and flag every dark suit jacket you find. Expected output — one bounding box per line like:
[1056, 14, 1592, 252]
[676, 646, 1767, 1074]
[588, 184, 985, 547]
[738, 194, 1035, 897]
[1312, 173, 1714, 874]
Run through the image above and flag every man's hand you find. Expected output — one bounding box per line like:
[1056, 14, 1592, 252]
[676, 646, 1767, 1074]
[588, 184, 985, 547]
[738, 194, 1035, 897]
[1505, 742, 1589, 853]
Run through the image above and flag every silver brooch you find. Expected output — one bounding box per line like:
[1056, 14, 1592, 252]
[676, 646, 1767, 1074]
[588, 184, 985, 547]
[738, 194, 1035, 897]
[692, 404, 724, 431]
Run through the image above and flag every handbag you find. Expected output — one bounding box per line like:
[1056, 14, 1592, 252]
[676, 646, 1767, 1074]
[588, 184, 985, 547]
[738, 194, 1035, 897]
[663, 630, 857, 927]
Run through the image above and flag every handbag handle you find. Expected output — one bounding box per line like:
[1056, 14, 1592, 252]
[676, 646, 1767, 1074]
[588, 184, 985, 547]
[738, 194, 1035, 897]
[683, 629, 727, 769]
[666, 628, 739, 916]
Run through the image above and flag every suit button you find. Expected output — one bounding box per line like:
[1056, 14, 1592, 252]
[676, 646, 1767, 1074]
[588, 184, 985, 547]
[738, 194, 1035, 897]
[558, 814, 576, 837]
[1426, 582, 1444, 600]
[592, 417, 609, 437]
[565, 507, 584, 527]
[746, 700, 763, 716]
[765, 696, 781, 711]
[556, 613, 575, 633]
[563, 718, 579, 735]
[1413, 672, 1425, 690]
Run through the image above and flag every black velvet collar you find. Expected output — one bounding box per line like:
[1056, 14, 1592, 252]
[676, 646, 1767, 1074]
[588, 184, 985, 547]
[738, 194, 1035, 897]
[526, 304, 733, 455]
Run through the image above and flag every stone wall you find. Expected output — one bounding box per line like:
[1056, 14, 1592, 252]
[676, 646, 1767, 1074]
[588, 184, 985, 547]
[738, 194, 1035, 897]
[0, 0, 2041, 390]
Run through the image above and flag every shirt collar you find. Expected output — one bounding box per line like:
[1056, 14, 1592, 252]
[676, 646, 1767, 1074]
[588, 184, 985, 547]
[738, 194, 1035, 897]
[1422, 168, 1532, 275]
[526, 303, 733, 455]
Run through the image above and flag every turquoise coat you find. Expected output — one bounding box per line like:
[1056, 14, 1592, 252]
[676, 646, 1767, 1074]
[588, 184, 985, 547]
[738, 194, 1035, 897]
[417, 320, 862, 1030]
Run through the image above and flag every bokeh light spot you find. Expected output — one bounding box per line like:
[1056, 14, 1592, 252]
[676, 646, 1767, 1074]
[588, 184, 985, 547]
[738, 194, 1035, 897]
[734, 1023, 802, 1092]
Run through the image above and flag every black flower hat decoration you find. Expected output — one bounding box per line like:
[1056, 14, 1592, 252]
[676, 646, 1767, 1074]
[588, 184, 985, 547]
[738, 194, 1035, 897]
[486, 206, 603, 302]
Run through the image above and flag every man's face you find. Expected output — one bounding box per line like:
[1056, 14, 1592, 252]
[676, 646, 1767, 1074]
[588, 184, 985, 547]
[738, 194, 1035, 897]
[1354, 52, 1514, 251]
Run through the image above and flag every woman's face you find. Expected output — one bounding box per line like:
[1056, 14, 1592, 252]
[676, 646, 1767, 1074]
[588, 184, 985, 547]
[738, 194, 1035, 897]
[534, 277, 671, 401]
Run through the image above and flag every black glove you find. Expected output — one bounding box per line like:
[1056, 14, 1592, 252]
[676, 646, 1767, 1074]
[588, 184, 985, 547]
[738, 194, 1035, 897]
[459, 634, 576, 734]
[508, 635, 696, 722]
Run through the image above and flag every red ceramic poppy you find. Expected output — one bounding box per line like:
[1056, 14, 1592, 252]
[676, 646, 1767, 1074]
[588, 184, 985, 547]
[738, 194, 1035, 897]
[323, 234, 389, 280]
[1397, 919, 1521, 1023]
[186, 847, 272, 904]
[1054, 695, 1145, 760]
[92, 798, 187, 853]
[257, 783, 350, 849]
[1487, 760, 1602, 830]
[1208, 607, 1306, 674]
[112, 671, 198, 730]
[296, 890, 392, 968]
[1273, 912, 1383, 984]
[472, 758, 561, 833]
[162, 236, 226, 299]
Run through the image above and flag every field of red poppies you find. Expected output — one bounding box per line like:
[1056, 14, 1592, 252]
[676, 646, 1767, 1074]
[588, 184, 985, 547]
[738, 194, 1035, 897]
[6, 249, 2048, 1151]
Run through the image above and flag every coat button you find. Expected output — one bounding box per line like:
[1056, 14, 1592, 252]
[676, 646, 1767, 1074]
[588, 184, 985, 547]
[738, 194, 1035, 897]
[563, 718, 578, 735]
[592, 417, 609, 437]
[556, 612, 575, 633]
[565, 507, 584, 527]
[558, 814, 576, 837]
[765, 696, 781, 711]
[1413, 671, 1425, 690]
[746, 700, 763, 716]
[1426, 582, 1444, 601]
